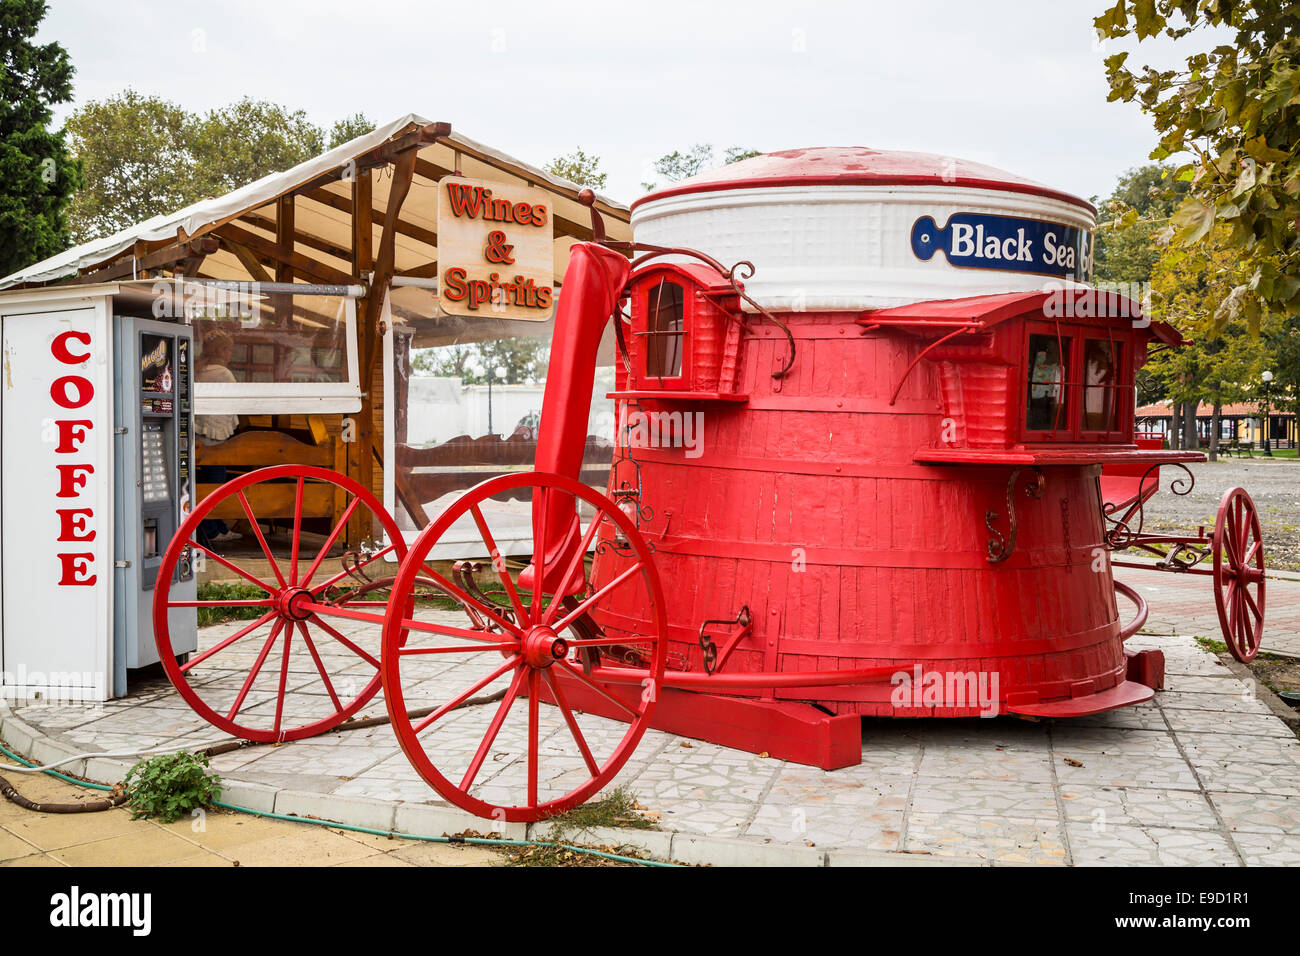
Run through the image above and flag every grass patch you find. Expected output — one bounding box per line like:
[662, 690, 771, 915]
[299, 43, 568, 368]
[503, 787, 661, 867]
[195, 582, 269, 627]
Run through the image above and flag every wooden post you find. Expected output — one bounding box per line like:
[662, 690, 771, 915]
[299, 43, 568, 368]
[347, 169, 374, 546]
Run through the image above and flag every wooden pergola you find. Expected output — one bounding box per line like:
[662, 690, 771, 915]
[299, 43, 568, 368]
[1, 115, 631, 545]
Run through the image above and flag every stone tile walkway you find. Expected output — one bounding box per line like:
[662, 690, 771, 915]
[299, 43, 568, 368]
[1, 563, 1298, 866]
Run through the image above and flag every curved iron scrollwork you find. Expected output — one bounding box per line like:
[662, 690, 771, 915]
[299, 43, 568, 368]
[1100, 461, 1196, 551]
[986, 467, 1046, 563]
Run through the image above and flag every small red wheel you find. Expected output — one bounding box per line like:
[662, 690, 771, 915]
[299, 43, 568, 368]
[1212, 486, 1266, 662]
[153, 465, 407, 742]
[381, 471, 667, 822]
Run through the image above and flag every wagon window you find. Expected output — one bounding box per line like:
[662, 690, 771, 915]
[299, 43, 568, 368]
[1083, 339, 1123, 433]
[1026, 333, 1071, 432]
[645, 279, 684, 379]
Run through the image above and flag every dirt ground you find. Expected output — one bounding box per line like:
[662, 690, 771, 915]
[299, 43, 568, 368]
[1129, 456, 1300, 570]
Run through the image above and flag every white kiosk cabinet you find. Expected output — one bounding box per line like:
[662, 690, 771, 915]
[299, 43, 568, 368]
[0, 285, 197, 703]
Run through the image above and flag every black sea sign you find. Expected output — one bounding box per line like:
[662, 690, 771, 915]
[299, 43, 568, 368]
[911, 212, 1093, 282]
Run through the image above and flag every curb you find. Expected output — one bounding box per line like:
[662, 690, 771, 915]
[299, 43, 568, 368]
[0, 699, 957, 867]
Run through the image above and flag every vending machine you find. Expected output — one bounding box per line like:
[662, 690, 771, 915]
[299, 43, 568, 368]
[0, 287, 197, 703]
[112, 315, 198, 697]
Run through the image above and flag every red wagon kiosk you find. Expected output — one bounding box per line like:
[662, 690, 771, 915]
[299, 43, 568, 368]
[155, 147, 1261, 821]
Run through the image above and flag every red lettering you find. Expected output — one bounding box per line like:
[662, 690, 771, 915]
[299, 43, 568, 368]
[468, 280, 490, 310]
[442, 267, 468, 301]
[56, 462, 94, 497]
[51, 330, 93, 365]
[51, 375, 93, 409]
[57, 553, 96, 586]
[55, 419, 92, 453]
[513, 202, 532, 223]
[56, 508, 95, 542]
[531, 205, 548, 227]
[445, 182, 485, 218]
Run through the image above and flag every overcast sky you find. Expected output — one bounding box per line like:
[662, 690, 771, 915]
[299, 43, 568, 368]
[38, 0, 1223, 206]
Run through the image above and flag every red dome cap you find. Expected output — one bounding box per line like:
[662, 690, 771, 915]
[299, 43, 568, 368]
[630, 146, 1096, 214]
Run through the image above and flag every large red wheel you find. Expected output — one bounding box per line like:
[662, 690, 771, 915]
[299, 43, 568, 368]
[154, 465, 407, 742]
[381, 471, 667, 823]
[1212, 486, 1266, 662]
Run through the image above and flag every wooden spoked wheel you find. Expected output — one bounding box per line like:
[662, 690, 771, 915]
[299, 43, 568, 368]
[1212, 486, 1266, 662]
[381, 471, 667, 823]
[153, 465, 407, 742]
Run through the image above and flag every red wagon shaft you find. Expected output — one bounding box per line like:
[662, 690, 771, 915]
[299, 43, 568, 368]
[155, 146, 1252, 822]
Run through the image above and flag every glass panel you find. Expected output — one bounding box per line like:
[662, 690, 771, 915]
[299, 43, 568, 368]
[192, 294, 350, 385]
[1026, 333, 1071, 432]
[1083, 339, 1123, 433]
[645, 280, 684, 379]
[391, 326, 614, 556]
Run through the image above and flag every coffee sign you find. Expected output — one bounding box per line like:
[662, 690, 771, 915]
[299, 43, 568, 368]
[437, 176, 555, 321]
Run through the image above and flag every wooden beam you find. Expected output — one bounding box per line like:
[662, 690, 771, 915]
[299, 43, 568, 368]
[302, 188, 438, 249]
[219, 236, 272, 283]
[71, 237, 219, 284]
[216, 223, 352, 286]
[241, 211, 352, 263]
[347, 169, 375, 547]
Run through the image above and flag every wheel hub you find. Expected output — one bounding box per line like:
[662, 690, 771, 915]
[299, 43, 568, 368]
[277, 587, 314, 621]
[521, 625, 568, 668]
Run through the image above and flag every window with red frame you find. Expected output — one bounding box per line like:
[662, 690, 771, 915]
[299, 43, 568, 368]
[643, 278, 685, 381]
[1023, 325, 1132, 442]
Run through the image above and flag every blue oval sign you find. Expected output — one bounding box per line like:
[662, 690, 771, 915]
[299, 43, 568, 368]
[911, 212, 1093, 282]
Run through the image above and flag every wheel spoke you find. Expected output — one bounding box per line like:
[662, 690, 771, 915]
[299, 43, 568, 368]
[298, 622, 342, 712]
[1244, 539, 1262, 567]
[411, 657, 517, 735]
[551, 660, 641, 720]
[188, 540, 275, 594]
[541, 667, 599, 777]
[527, 670, 540, 807]
[312, 601, 505, 645]
[168, 600, 276, 608]
[226, 619, 285, 720]
[237, 490, 288, 589]
[272, 618, 295, 736]
[299, 496, 361, 589]
[542, 510, 605, 627]
[1242, 584, 1263, 625]
[550, 561, 644, 635]
[180, 610, 277, 673]
[460, 666, 528, 792]
[530, 487, 550, 625]
[307, 614, 380, 669]
[470, 504, 528, 624]
[398, 641, 519, 656]
[290, 476, 305, 585]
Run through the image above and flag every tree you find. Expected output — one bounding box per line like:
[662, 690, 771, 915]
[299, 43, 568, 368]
[1148, 224, 1266, 455]
[642, 143, 762, 190]
[188, 98, 324, 198]
[327, 113, 375, 149]
[1092, 164, 1189, 287]
[412, 338, 549, 385]
[66, 94, 363, 244]
[0, 0, 80, 275]
[65, 91, 192, 242]
[1096, 0, 1300, 328]
[545, 148, 607, 190]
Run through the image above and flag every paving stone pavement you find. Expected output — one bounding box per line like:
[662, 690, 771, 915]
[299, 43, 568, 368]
[1, 563, 1298, 866]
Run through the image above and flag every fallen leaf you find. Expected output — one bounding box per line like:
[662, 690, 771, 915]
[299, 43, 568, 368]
[1063, 757, 1084, 768]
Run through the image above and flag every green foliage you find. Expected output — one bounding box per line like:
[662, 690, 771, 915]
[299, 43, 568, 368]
[123, 751, 221, 823]
[412, 338, 549, 385]
[195, 581, 268, 627]
[188, 98, 324, 198]
[1093, 164, 1189, 286]
[642, 143, 763, 190]
[327, 112, 375, 150]
[1096, 0, 1300, 327]
[0, 0, 80, 275]
[545, 147, 608, 190]
[65, 93, 367, 244]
